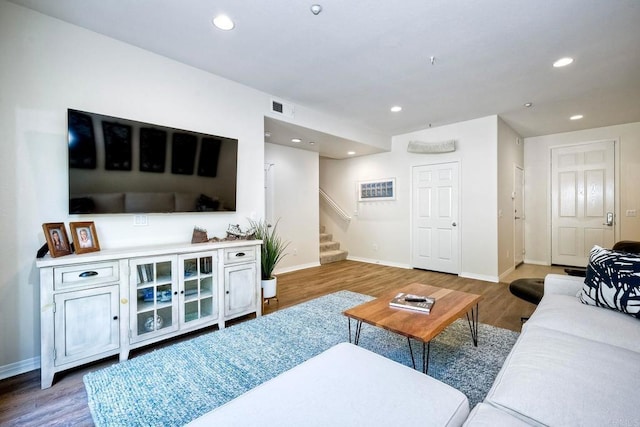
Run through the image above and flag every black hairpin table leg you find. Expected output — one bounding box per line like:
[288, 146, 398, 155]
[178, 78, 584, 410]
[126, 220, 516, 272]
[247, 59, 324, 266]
[407, 338, 431, 374]
[465, 303, 479, 346]
[348, 318, 363, 345]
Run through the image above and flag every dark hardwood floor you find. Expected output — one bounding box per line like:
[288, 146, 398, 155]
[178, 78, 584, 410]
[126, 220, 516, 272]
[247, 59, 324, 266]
[0, 260, 561, 426]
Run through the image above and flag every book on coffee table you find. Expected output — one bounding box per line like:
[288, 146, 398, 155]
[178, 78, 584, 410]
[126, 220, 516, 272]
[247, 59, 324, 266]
[389, 292, 436, 313]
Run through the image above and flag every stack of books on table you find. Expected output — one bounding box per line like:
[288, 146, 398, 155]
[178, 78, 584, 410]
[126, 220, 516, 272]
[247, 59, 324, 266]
[389, 292, 436, 314]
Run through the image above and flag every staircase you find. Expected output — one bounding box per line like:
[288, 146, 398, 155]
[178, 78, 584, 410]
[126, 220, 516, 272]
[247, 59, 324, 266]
[320, 226, 348, 264]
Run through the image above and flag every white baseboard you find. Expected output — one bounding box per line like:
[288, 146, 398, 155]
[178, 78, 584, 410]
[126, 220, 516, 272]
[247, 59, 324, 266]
[0, 356, 40, 380]
[275, 262, 321, 275]
[346, 256, 412, 269]
[523, 258, 550, 266]
[459, 272, 499, 283]
[498, 266, 516, 282]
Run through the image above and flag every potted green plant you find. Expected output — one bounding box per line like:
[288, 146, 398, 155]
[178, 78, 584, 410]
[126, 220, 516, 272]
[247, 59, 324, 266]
[249, 219, 289, 298]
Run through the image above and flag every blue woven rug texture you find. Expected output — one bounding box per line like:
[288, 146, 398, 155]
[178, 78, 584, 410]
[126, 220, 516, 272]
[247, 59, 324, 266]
[83, 290, 519, 426]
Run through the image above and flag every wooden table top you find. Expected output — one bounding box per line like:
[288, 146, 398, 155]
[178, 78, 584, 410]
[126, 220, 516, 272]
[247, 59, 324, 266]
[343, 283, 482, 343]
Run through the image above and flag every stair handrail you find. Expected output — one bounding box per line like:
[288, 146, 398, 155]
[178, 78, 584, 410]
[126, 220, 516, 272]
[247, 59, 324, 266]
[319, 188, 351, 222]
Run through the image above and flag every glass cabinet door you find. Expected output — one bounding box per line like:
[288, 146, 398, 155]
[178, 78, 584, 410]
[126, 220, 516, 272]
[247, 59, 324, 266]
[179, 252, 218, 327]
[130, 255, 178, 343]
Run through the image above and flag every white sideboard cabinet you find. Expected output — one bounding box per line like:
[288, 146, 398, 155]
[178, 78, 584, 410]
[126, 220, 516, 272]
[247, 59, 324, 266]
[36, 240, 261, 389]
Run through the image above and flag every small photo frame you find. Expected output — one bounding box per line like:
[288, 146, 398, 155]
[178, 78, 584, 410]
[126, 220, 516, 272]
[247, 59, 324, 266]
[358, 178, 396, 201]
[42, 223, 72, 258]
[70, 221, 101, 254]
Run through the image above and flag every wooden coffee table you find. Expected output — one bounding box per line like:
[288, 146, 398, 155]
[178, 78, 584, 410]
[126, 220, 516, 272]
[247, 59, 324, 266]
[343, 283, 482, 373]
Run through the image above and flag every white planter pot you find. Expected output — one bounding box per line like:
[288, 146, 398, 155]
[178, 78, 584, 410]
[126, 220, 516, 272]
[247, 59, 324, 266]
[262, 277, 277, 299]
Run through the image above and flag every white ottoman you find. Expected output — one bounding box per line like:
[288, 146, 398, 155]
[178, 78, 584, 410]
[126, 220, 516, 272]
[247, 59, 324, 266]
[186, 342, 469, 427]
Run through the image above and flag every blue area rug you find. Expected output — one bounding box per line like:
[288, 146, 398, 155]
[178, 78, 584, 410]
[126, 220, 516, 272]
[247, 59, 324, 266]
[84, 291, 519, 426]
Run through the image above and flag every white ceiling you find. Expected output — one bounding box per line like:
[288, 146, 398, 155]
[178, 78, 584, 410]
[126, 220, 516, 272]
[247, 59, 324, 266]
[264, 117, 385, 159]
[10, 0, 640, 158]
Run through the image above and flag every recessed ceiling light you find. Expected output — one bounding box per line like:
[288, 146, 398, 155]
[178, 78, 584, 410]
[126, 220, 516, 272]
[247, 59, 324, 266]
[524, 102, 533, 108]
[291, 138, 302, 143]
[570, 114, 583, 120]
[347, 151, 356, 155]
[553, 57, 573, 68]
[390, 106, 402, 112]
[309, 141, 315, 145]
[213, 14, 235, 30]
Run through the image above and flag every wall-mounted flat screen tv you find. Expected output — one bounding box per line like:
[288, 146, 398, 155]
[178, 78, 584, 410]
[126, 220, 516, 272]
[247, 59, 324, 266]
[68, 109, 237, 214]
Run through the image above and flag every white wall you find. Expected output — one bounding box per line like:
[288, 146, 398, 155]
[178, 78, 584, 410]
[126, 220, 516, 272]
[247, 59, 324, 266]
[524, 122, 640, 264]
[0, 1, 269, 376]
[0, 1, 381, 376]
[497, 118, 524, 278]
[265, 143, 320, 273]
[320, 116, 500, 281]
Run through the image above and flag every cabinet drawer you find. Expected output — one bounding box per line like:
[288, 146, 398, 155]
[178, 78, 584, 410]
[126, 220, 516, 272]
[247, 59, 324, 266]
[223, 246, 256, 265]
[54, 261, 120, 290]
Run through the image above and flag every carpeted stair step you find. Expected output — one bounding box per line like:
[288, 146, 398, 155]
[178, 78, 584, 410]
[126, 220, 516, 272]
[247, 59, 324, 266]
[319, 225, 347, 264]
[320, 249, 348, 264]
[320, 241, 340, 251]
[320, 232, 332, 243]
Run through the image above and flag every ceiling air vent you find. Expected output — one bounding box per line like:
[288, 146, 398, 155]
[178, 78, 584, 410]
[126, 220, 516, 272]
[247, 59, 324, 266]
[270, 98, 295, 118]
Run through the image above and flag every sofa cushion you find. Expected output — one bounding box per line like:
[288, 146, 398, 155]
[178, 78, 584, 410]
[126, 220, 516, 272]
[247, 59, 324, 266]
[543, 273, 584, 296]
[527, 293, 640, 353]
[580, 245, 640, 319]
[463, 403, 537, 427]
[186, 342, 470, 427]
[485, 325, 640, 426]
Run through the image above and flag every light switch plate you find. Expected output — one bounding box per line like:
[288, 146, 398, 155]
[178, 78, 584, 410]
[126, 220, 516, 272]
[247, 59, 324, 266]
[133, 215, 148, 226]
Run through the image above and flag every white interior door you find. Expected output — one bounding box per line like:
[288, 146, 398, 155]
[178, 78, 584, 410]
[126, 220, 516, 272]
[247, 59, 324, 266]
[514, 165, 524, 266]
[411, 162, 460, 274]
[551, 140, 615, 266]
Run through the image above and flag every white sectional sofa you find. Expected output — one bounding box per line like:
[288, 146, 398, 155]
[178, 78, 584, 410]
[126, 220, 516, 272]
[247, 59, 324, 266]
[188, 267, 640, 426]
[464, 273, 640, 426]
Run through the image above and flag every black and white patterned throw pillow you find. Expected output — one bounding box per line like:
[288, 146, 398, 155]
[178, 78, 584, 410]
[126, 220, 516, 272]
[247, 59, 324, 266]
[580, 245, 640, 319]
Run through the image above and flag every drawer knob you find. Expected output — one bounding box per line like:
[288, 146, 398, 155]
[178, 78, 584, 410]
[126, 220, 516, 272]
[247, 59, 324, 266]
[235, 252, 246, 257]
[79, 271, 99, 278]
[113, 316, 118, 320]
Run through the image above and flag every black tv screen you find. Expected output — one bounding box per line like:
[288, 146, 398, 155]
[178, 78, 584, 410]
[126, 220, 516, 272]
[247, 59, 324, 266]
[68, 109, 237, 214]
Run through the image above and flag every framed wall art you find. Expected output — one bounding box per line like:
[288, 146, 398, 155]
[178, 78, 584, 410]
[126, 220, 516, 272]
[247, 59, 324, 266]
[42, 223, 72, 257]
[358, 178, 396, 201]
[70, 221, 101, 254]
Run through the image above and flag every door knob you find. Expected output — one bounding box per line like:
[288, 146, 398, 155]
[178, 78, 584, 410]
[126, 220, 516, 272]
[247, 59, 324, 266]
[452, 222, 457, 227]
